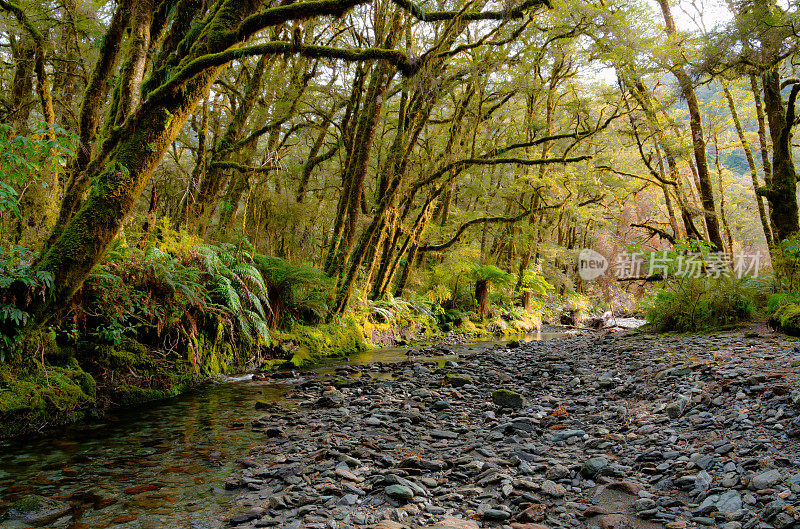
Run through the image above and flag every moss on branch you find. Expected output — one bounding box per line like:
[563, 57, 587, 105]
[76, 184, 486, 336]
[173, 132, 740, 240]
[390, 0, 550, 21]
[148, 43, 417, 104]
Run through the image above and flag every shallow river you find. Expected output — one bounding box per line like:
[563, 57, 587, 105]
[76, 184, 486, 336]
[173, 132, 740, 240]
[0, 333, 568, 528]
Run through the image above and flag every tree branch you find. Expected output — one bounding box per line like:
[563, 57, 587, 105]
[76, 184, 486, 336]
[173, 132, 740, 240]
[390, 0, 550, 22]
[236, 0, 369, 42]
[418, 203, 561, 252]
[631, 222, 676, 243]
[148, 42, 417, 103]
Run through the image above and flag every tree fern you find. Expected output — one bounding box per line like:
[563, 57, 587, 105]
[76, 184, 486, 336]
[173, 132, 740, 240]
[253, 255, 332, 327]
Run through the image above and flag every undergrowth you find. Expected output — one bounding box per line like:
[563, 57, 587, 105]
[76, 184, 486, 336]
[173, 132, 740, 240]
[644, 276, 762, 332]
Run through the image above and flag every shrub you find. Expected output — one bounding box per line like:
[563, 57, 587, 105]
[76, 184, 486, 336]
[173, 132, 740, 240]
[0, 246, 53, 359]
[765, 291, 800, 315]
[768, 303, 800, 336]
[71, 239, 270, 357]
[644, 277, 757, 332]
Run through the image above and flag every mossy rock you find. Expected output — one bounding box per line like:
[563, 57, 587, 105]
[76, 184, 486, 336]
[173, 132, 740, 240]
[8, 495, 71, 525]
[281, 318, 368, 366]
[443, 374, 474, 387]
[110, 383, 184, 406]
[76, 339, 153, 371]
[491, 389, 525, 409]
[769, 303, 800, 336]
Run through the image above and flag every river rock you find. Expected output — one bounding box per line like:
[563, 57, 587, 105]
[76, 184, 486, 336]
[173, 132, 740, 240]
[315, 389, 344, 408]
[385, 484, 414, 502]
[750, 469, 782, 490]
[550, 429, 585, 442]
[491, 389, 525, 408]
[8, 495, 71, 525]
[430, 518, 479, 528]
[540, 479, 566, 497]
[443, 374, 473, 387]
[219, 331, 800, 529]
[666, 395, 690, 418]
[581, 456, 609, 478]
[483, 508, 511, 521]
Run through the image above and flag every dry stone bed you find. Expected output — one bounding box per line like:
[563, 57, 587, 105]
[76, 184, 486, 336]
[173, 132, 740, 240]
[223, 330, 800, 529]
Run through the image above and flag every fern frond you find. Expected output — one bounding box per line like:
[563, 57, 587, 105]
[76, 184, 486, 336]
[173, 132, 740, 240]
[242, 309, 270, 344]
[213, 275, 242, 314]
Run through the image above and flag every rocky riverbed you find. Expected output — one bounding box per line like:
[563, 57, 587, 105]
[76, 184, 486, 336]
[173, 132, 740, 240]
[223, 328, 800, 529]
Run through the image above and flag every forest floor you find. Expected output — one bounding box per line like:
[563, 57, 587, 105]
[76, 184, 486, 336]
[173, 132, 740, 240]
[222, 325, 800, 529]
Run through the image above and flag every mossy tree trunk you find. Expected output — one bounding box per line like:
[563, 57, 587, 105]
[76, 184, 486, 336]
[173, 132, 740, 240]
[617, 66, 705, 241]
[760, 69, 800, 242]
[323, 40, 398, 278]
[194, 54, 271, 235]
[750, 74, 779, 244]
[7, 32, 35, 132]
[721, 80, 773, 246]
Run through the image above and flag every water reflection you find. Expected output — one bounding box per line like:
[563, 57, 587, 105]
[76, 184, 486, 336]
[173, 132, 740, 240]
[1, 381, 288, 528]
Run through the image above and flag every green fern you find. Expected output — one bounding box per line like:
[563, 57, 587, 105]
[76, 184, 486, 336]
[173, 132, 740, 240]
[213, 275, 242, 314]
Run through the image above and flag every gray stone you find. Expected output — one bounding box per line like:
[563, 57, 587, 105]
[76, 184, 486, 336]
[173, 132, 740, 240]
[546, 464, 571, 480]
[581, 457, 609, 478]
[385, 484, 414, 502]
[749, 469, 782, 490]
[550, 429, 586, 442]
[443, 374, 473, 387]
[482, 509, 510, 521]
[716, 490, 743, 513]
[540, 479, 566, 498]
[666, 395, 690, 419]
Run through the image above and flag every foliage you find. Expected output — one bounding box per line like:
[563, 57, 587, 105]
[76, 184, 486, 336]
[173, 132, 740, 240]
[252, 255, 332, 327]
[73, 235, 271, 358]
[467, 264, 515, 286]
[521, 268, 555, 296]
[774, 235, 800, 291]
[358, 293, 435, 326]
[768, 302, 800, 336]
[766, 291, 800, 315]
[0, 123, 75, 224]
[0, 246, 53, 359]
[644, 277, 758, 332]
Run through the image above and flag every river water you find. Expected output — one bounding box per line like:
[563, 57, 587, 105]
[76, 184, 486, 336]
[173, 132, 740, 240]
[0, 334, 569, 528]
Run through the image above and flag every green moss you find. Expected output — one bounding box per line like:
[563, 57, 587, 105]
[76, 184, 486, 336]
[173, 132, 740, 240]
[87, 339, 152, 370]
[0, 361, 97, 437]
[111, 383, 184, 406]
[12, 496, 44, 512]
[274, 317, 368, 367]
[491, 389, 525, 408]
[770, 303, 800, 336]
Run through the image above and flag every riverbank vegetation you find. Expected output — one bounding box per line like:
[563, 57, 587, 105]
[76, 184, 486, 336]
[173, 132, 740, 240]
[2, 0, 800, 435]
